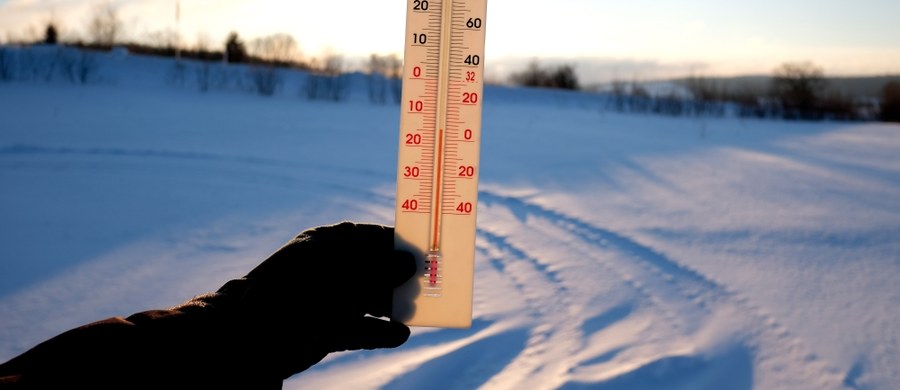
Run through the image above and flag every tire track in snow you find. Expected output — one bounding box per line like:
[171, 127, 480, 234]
[475, 198, 703, 388]
[474, 228, 585, 388]
[474, 207, 713, 388]
[479, 191, 722, 293]
[478, 190, 848, 389]
[480, 191, 712, 336]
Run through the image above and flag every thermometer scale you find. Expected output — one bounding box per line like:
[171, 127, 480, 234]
[392, 0, 487, 328]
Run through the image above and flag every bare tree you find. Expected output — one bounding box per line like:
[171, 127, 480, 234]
[0, 48, 15, 81]
[630, 80, 651, 112]
[771, 62, 827, 120]
[684, 75, 725, 116]
[245, 34, 297, 96]
[194, 32, 216, 60]
[305, 53, 349, 101]
[19, 25, 41, 44]
[190, 32, 223, 91]
[195, 62, 212, 92]
[367, 53, 388, 104]
[387, 54, 403, 103]
[146, 28, 180, 51]
[367, 53, 402, 103]
[323, 54, 349, 101]
[59, 48, 99, 84]
[88, 2, 123, 47]
[249, 66, 282, 96]
[244, 33, 297, 96]
[607, 79, 627, 112]
[249, 33, 299, 65]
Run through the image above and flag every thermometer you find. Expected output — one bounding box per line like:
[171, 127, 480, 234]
[392, 0, 487, 329]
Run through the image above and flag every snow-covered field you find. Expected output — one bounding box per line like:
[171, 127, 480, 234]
[1, 49, 899, 389]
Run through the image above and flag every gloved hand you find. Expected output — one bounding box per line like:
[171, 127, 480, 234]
[0, 222, 417, 389]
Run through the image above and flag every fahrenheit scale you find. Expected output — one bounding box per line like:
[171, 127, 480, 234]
[392, 0, 487, 328]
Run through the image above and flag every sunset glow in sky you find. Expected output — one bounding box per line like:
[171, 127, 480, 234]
[2, 0, 899, 83]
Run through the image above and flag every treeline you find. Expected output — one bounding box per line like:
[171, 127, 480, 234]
[607, 62, 899, 123]
[508, 60, 579, 90]
[606, 79, 726, 117]
[1, 30, 353, 100]
[2, 4, 309, 69]
[502, 58, 898, 123]
[0, 4, 392, 102]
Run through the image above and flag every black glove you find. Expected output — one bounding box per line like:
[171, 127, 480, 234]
[0, 222, 417, 389]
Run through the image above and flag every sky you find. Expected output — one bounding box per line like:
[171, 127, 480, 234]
[1, 0, 899, 84]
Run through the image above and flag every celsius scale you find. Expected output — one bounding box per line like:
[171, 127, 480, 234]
[392, 0, 487, 328]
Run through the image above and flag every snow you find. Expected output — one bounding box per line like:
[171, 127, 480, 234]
[1, 48, 899, 389]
